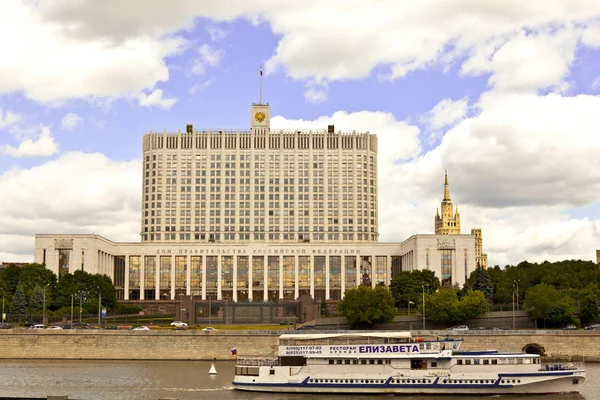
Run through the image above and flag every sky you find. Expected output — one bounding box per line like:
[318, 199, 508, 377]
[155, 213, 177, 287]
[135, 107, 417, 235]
[1, 0, 600, 267]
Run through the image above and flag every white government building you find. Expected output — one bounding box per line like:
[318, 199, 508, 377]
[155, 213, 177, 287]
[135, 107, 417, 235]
[35, 102, 481, 302]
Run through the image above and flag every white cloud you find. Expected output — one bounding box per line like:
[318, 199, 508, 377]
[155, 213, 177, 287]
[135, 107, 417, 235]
[138, 89, 177, 109]
[1, 126, 59, 158]
[206, 25, 227, 42]
[0, 108, 20, 129]
[426, 98, 469, 130]
[189, 79, 214, 94]
[592, 77, 600, 91]
[191, 44, 224, 76]
[303, 81, 328, 103]
[61, 113, 83, 130]
[0, 152, 141, 263]
[191, 59, 206, 75]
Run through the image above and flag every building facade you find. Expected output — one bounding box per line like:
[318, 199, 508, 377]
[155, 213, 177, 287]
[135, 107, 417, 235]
[34, 103, 479, 302]
[141, 103, 378, 244]
[471, 228, 489, 269]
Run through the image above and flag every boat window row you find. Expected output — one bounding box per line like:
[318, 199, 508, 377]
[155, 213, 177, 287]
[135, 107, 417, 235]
[441, 379, 520, 384]
[456, 358, 539, 365]
[328, 359, 392, 365]
[309, 378, 387, 384]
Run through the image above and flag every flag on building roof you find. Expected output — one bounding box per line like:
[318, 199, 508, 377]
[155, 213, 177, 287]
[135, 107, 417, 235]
[260, 66, 262, 76]
[231, 348, 237, 355]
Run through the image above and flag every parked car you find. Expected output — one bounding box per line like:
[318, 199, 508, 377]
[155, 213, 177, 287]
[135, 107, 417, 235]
[170, 321, 188, 328]
[72, 323, 90, 329]
[446, 325, 469, 331]
[584, 324, 600, 330]
[31, 324, 45, 329]
[46, 325, 63, 330]
[296, 325, 315, 330]
[0, 323, 13, 329]
[202, 327, 217, 332]
[21, 321, 35, 328]
[562, 325, 577, 330]
[132, 326, 150, 331]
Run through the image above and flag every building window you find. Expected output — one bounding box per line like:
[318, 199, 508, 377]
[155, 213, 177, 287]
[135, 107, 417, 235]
[441, 249, 452, 286]
[129, 256, 141, 288]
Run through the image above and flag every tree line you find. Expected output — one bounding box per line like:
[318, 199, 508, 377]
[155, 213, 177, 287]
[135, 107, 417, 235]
[338, 259, 600, 329]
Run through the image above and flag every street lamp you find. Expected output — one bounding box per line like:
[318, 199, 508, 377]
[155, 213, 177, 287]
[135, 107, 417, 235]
[514, 280, 520, 312]
[512, 283, 516, 330]
[96, 286, 102, 329]
[422, 285, 427, 330]
[79, 291, 83, 323]
[1, 288, 5, 325]
[42, 283, 50, 326]
[70, 293, 74, 329]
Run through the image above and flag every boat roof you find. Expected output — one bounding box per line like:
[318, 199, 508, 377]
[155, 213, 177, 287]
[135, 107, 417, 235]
[279, 332, 413, 340]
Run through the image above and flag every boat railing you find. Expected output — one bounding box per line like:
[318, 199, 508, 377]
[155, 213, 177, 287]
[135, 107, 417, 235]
[540, 362, 584, 371]
[236, 356, 280, 367]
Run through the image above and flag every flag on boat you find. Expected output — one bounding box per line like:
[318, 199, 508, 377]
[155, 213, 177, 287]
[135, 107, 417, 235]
[231, 348, 237, 355]
[260, 66, 262, 76]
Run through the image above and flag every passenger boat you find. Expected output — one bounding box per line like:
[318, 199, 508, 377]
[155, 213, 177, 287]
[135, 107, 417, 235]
[232, 331, 585, 394]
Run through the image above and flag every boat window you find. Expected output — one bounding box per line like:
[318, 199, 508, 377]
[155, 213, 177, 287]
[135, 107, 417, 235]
[465, 360, 472, 365]
[344, 360, 350, 364]
[377, 360, 383, 365]
[329, 360, 334, 365]
[352, 360, 358, 364]
[431, 361, 438, 367]
[457, 359, 463, 365]
[483, 359, 489, 365]
[270, 369, 275, 375]
[517, 358, 524, 364]
[491, 359, 498, 365]
[361, 360, 367, 365]
[369, 360, 375, 365]
[474, 359, 480, 365]
[336, 360, 343, 365]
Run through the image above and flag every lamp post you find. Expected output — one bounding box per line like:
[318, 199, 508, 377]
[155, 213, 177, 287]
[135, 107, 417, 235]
[79, 291, 83, 323]
[512, 284, 515, 330]
[70, 293, 74, 329]
[1, 288, 5, 325]
[42, 283, 50, 326]
[97, 286, 102, 329]
[514, 280, 520, 312]
[422, 285, 427, 331]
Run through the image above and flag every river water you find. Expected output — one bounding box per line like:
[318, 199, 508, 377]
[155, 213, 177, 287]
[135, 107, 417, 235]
[0, 360, 596, 400]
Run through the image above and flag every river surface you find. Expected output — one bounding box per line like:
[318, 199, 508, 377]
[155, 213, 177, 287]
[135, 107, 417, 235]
[0, 360, 597, 400]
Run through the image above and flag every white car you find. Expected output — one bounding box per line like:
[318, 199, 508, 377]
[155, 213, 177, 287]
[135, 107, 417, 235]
[132, 326, 150, 331]
[46, 325, 63, 330]
[170, 321, 188, 328]
[202, 327, 217, 332]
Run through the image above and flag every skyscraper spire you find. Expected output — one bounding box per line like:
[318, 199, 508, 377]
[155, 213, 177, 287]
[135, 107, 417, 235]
[443, 169, 451, 202]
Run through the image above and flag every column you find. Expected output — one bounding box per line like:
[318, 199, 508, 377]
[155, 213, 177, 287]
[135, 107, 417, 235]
[140, 255, 145, 300]
[124, 255, 130, 300]
[310, 254, 314, 298]
[217, 255, 222, 300]
[186, 254, 191, 296]
[263, 255, 268, 301]
[201, 254, 207, 300]
[294, 255, 299, 300]
[340, 255, 345, 299]
[171, 254, 176, 300]
[325, 255, 330, 300]
[279, 255, 284, 300]
[155, 255, 160, 300]
[386, 255, 392, 286]
[248, 255, 253, 302]
[233, 255, 238, 302]
[356, 256, 360, 288]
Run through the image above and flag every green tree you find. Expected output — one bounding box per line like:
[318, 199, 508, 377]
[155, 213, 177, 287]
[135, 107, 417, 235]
[459, 290, 489, 320]
[466, 266, 494, 304]
[524, 283, 578, 328]
[53, 270, 117, 312]
[389, 270, 440, 309]
[338, 285, 396, 329]
[426, 289, 462, 324]
[29, 284, 44, 311]
[579, 285, 599, 324]
[9, 283, 28, 315]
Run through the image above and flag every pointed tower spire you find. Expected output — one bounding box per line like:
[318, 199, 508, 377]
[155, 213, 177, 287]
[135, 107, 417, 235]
[443, 169, 451, 202]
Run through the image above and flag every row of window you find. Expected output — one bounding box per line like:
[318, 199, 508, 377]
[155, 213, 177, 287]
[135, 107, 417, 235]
[456, 358, 539, 365]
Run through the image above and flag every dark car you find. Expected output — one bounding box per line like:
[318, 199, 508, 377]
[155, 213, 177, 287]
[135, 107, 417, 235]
[21, 321, 35, 328]
[0, 323, 13, 329]
[584, 324, 600, 330]
[73, 323, 90, 329]
[296, 325, 314, 330]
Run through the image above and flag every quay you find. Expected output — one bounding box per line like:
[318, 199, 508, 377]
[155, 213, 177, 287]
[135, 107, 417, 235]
[0, 330, 598, 361]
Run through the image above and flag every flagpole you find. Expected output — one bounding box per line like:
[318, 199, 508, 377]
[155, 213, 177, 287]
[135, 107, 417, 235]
[260, 65, 262, 104]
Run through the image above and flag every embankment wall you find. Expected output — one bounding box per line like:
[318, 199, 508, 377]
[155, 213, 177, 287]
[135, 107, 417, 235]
[0, 330, 596, 361]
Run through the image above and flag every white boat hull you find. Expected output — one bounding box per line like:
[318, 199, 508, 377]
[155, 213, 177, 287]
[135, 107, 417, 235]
[233, 370, 585, 395]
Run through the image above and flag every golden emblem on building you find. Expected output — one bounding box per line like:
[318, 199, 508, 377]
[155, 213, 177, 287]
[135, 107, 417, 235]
[255, 111, 266, 122]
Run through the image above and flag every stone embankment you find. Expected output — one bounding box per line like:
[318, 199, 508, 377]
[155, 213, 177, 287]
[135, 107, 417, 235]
[0, 330, 597, 361]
